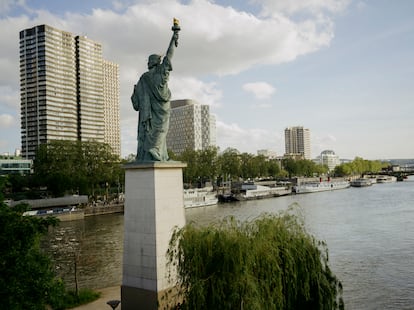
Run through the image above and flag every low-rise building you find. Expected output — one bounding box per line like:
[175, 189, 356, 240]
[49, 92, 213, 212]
[0, 155, 32, 175]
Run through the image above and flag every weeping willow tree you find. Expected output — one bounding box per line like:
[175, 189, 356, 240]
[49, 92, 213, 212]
[167, 211, 344, 310]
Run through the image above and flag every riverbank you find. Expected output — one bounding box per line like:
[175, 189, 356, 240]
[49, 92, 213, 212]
[84, 204, 124, 217]
[71, 286, 121, 310]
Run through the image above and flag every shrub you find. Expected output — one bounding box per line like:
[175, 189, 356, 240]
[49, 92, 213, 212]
[168, 211, 344, 310]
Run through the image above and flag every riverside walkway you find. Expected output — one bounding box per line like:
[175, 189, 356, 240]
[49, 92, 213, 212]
[72, 286, 121, 310]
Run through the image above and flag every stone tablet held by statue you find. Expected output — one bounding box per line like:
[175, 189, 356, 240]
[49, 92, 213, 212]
[131, 18, 180, 162]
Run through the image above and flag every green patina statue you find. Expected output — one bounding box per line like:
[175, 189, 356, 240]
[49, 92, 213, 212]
[131, 18, 180, 161]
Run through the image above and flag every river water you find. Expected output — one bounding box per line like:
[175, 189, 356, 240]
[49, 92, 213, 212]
[44, 176, 414, 310]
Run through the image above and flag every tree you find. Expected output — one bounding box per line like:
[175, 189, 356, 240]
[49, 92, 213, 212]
[282, 158, 299, 178]
[0, 196, 63, 309]
[333, 157, 388, 177]
[33, 140, 122, 197]
[240, 152, 256, 179]
[178, 148, 199, 186]
[168, 211, 344, 310]
[218, 148, 241, 181]
[266, 159, 282, 177]
[197, 147, 219, 185]
[282, 158, 327, 178]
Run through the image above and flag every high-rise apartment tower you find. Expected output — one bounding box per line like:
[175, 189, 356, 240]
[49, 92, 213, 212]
[103, 60, 121, 157]
[19, 24, 120, 159]
[284, 126, 311, 160]
[167, 99, 216, 156]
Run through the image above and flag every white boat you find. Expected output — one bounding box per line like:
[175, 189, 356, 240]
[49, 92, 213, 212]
[367, 176, 377, 184]
[376, 175, 397, 183]
[294, 180, 350, 194]
[350, 178, 372, 187]
[183, 187, 218, 208]
[235, 184, 291, 201]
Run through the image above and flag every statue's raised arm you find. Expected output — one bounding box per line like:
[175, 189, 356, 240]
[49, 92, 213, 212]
[166, 18, 180, 61]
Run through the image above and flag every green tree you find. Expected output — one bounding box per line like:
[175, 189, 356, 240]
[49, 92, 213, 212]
[282, 158, 327, 178]
[197, 147, 219, 185]
[282, 158, 299, 178]
[333, 164, 352, 177]
[333, 157, 387, 177]
[240, 152, 256, 179]
[218, 148, 241, 181]
[266, 159, 282, 177]
[33, 140, 122, 197]
[178, 148, 199, 186]
[0, 198, 63, 309]
[254, 154, 270, 178]
[168, 211, 344, 310]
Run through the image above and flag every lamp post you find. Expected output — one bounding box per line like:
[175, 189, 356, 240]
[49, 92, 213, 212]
[107, 299, 121, 309]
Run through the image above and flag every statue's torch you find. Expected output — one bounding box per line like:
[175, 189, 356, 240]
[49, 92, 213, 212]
[171, 18, 180, 47]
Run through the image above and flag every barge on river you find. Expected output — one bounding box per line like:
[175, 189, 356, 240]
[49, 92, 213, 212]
[293, 179, 350, 194]
[183, 187, 218, 208]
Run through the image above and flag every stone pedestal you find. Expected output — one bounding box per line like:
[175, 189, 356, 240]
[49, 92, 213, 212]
[121, 161, 186, 310]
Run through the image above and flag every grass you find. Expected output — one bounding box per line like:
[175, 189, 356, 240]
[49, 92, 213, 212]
[49, 288, 101, 310]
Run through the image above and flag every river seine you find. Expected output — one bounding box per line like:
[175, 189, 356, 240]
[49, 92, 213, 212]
[44, 176, 414, 310]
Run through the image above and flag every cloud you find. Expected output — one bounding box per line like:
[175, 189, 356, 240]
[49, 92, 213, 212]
[243, 82, 275, 100]
[170, 77, 222, 107]
[0, 0, 349, 156]
[253, 0, 350, 16]
[356, 1, 367, 11]
[0, 0, 25, 15]
[311, 133, 338, 157]
[14, 0, 336, 76]
[0, 113, 15, 128]
[216, 120, 283, 155]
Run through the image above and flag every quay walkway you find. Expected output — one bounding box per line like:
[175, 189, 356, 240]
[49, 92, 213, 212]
[71, 286, 121, 310]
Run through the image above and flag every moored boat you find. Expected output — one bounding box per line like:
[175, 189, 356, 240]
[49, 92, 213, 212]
[350, 178, 372, 187]
[293, 180, 350, 194]
[376, 175, 397, 183]
[234, 184, 291, 201]
[183, 187, 218, 208]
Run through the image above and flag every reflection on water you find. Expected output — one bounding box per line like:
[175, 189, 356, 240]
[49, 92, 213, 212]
[42, 178, 414, 309]
[43, 213, 123, 290]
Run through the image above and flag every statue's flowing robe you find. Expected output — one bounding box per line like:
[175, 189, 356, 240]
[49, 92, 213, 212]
[131, 57, 172, 161]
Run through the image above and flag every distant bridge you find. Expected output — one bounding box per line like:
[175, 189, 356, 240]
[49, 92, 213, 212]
[400, 165, 414, 174]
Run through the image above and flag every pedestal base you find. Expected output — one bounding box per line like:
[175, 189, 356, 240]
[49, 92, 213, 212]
[121, 284, 181, 310]
[121, 161, 186, 310]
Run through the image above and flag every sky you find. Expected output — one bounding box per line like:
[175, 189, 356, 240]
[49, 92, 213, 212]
[0, 0, 413, 160]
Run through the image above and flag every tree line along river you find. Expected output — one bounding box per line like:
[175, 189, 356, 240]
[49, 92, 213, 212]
[43, 176, 414, 310]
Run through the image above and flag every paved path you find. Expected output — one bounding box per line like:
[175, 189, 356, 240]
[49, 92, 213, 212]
[71, 286, 121, 310]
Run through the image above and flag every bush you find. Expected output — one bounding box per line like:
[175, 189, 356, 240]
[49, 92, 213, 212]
[168, 211, 344, 310]
[0, 193, 100, 310]
[0, 202, 60, 310]
[49, 287, 101, 310]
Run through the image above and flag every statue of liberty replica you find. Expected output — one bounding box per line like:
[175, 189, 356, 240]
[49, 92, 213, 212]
[131, 18, 180, 161]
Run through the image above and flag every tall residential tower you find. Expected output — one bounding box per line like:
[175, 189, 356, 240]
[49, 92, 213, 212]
[19, 24, 120, 159]
[103, 60, 121, 157]
[284, 126, 311, 160]
[167, 99, 216, 155]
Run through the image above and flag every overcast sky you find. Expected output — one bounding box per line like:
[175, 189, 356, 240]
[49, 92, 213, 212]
[1, 0, 413, 160]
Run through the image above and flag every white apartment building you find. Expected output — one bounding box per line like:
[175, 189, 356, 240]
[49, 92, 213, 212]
[284, 126, 311, 160]
[20, 24, 120, 159]
[167, 99, 216, 155]
[319, 150, 341, 171]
